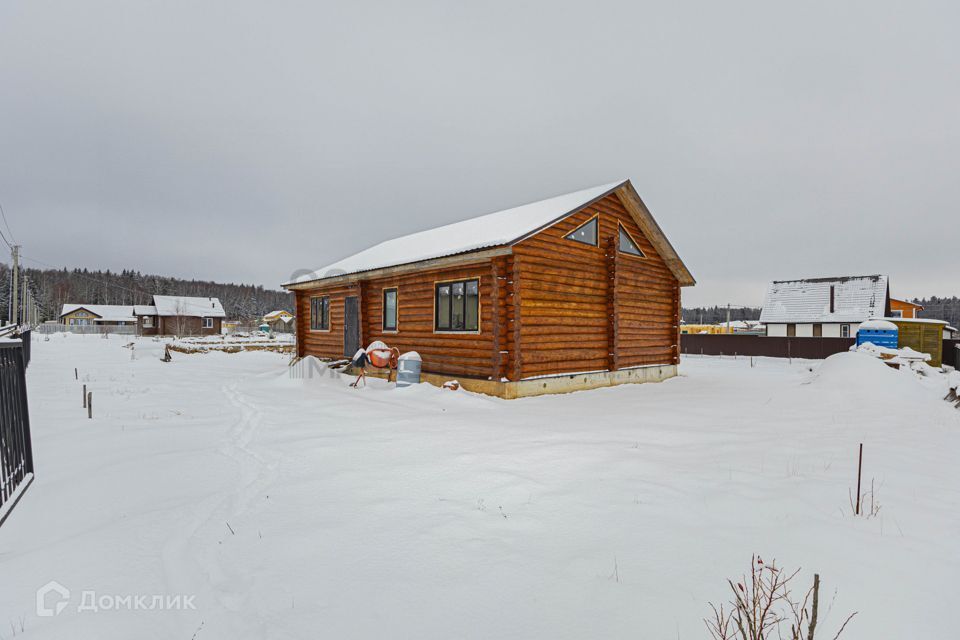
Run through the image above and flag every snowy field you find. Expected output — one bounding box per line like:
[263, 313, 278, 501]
[1, 334, 959, 639]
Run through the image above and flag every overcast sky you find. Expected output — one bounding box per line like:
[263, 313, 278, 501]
[1, 1, 956, 307]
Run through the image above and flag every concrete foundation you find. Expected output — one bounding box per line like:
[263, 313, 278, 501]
[351, 363, 678, 399]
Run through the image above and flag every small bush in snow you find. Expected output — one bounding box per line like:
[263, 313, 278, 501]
[705, 555, 856, 640]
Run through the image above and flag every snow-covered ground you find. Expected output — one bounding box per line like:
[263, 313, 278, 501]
[1, 334, 959, 639]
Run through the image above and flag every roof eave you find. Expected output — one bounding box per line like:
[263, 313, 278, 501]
[283, 246, 514, 290]
[613, 182, 696, 287]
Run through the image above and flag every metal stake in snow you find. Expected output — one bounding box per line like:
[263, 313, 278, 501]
[88, 392, 93, 419]
[855, 443, 863, 515]
[83, 384, 87, 408]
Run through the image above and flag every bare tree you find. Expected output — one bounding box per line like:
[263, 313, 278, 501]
[173, 299, 188, 337]
[706, 555, 857, 640]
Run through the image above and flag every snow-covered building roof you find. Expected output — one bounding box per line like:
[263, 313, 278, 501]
[285, 179, 695, 288]
[133, 305, 157, 316]
[60, 304, 136, 323]
[151, 296, 226, 318]
[759, 275, 889, 324]
[859, 319, 898, 331]
[263, 310, 292, 320]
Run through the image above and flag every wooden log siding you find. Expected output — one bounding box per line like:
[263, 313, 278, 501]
[605, 235, 619, 372]
[293, 191, 683, 382]
[296, 283, 357, 358]
[512, 192, 680, 378]
[297, 264, 496, 378]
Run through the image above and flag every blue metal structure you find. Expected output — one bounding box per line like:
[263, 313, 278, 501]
[856, 320, 898, 349]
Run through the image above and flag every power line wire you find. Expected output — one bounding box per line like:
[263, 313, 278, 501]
[0, 201, 15, 246]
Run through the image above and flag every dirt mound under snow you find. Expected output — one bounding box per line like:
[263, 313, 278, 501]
[809, 351, 933, 403]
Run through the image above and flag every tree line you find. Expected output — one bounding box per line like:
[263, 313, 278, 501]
[914, 297, 960, 328]
[682, 306, 761, 324]
[0, 263, 293, 323]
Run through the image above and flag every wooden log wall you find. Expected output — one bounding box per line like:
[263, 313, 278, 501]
[293, 192, 682, 381]
[295, 263, 496, 378]
[512, 193, 681, 378]
[295, 283, 360, 359]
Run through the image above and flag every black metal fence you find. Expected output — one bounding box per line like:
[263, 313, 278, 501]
[681, 334, 856, 360]
[20, 329, 30, 369]
[0, 340, 34, 526]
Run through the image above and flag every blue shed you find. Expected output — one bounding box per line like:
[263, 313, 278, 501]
[856, 319, 898, 349]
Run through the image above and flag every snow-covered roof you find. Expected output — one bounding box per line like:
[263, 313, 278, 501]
[263, 310, 292, 320]
[152, 296, 226, 318]
[890, 297, 923, 309]
[759, 275, 889, 324]
[859, 319, 898, 331]
[875, 316, 948, 326]
[285, 179, 695, 288]
[134, 305, 157, 316]
[60, 304, 136, 323]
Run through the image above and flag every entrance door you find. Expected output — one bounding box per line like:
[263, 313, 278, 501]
[343, 296, 360, 357]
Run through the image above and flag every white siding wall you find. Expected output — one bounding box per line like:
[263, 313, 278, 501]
[766, 323, 787, 337]
[766, 323, 861, 338]
[821, 323, 858, 338]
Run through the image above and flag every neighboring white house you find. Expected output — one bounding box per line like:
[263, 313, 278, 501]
[59, 304, 137, 326]
[759, 275, 890, 338]
[61, 296, 226, 335]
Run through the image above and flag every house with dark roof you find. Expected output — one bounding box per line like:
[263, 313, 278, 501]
[283, 179, 695, 398]
[759, 275, 890, 338]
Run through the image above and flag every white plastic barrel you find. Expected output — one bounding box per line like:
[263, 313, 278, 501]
[396, 351, 422, 387]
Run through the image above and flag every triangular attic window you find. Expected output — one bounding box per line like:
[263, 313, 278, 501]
[619, 225, 645, 257]
[564, 216, 598, 246]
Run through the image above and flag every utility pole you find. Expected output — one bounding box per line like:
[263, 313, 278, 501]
[10, 245, 19, 327]
[25, 281, 33, 328]
[21, 274, 28, 327]
[726, 303, 731, 334]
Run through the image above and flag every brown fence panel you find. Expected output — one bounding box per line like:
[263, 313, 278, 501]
[680, 334, 855, 360]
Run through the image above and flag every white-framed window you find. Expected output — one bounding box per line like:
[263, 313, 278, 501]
[202, 317, 214, 329]
[143, 316, 154, 328]
[840, 324, 850, 338]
